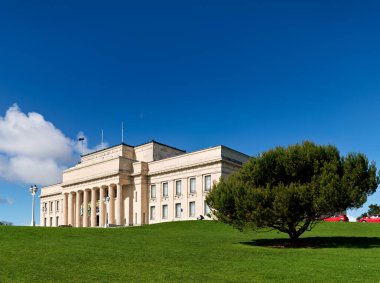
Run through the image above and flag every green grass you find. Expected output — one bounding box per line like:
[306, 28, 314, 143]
[1, 221, 380, 283]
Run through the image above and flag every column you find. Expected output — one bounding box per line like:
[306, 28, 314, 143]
[116, 184, 123, 225]
[75, 191, 81, 227]
[63, 193, 68, 226]
[83, 189, 89, 227]
[133, 179, 142, 226]
[125, 186, 131, 226]
[109, 186, 115, 225]
[91, 188, 97, 227]
[99, 187, 105, 227]
[68, 192, 73, 226]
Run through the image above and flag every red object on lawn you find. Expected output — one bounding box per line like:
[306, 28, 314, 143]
[323, 215, 348, 222]
[359, 215, 380, 223]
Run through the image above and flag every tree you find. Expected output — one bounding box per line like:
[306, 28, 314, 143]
[367, 204, 380, 215]
[207, 141, 378, 243]
[0, 220, 13, 226]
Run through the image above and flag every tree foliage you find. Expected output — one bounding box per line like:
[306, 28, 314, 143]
[207, 141, 378, 242]
[367, 204, 380, 215]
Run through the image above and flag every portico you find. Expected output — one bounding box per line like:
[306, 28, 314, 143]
[59, 184, 126, 227]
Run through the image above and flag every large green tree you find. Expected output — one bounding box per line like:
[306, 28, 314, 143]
[207, 141, 378, 242]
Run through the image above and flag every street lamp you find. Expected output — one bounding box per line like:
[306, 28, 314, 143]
[29, 185, 38, 226]
[103, 196, 110, 228]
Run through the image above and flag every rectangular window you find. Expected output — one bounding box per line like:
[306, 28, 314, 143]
[176, 180, 182, 195]
[50, 202, 53, 212]
[44, 218, 47, 227]
[189, 201, 195, 217]
[163, 182, 168, 197]
[150, 206, 156, 220]
[56, 200, 59, 211]
[204, 175, 211, 191]
[190, 178, 196, 193]
[49, 217, 53, 227]
[204, 200, 211, 215]
[56, 216, 59, 226]
[135, 192, 137, 202]
[175, 203, 181, 218]
[162, 205, 168, 219]
[150, 185, 156, 199]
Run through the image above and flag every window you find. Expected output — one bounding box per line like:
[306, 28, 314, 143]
[162, 205, 168, 219]
[163, 183, 168, 197]
[190, 178, 196, 193]
[135, 192, 137, 202]
[150, 206, 156, 220]
[56, 200, 59, 211]
[175, 203, 181, 218]
[204, 200, 211, 215]
[44, 218, 47, 227]
[56, 216, 59, 226]
[176, 180, 182, 195]
[204, 175, 211, 191]
[150, 185, 156, 199]
[50, 202, 53, 212]
[49, 217, 53, 227]
[189, 201, 195, 217]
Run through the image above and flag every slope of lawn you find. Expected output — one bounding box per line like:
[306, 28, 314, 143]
[1, 221, 380, 282]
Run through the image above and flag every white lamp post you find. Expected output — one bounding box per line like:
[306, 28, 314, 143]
[103, 196, 110, 228]
[29, 185, 38, 226]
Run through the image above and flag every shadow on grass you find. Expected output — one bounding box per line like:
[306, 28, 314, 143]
[240, 237, 380, 249]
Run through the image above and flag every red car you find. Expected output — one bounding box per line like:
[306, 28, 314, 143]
[359, 215, 380, 223]
[323, 215, 348, 222]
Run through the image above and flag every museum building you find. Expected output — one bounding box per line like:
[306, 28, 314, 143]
[40, 141, 250, 227]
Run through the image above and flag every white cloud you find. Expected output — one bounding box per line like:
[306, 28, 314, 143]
[0, 104, 73, 162]
[0, 104, 103, 186]
[0, 197, 14, 205]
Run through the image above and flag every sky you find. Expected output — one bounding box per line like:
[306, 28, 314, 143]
[1, 0, 380, 225]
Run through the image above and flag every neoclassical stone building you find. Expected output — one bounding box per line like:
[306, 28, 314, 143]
[40, 141, 250, 227]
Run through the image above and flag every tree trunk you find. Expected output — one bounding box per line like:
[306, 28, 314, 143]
[287, 219, 312, 245]
[288, 227, 300, 245]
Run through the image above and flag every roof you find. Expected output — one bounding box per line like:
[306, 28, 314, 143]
[135, 139, 186, 153]
[81, 140, 186, 157]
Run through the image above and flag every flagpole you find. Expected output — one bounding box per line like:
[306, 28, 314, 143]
[101, 130, 104, 149]
[122, 122, 124, 143]
[78, 137, 85, 155]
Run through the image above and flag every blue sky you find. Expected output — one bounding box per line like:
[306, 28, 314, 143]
[1, 1, 380, 225]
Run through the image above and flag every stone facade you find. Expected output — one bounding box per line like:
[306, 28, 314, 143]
[40, 141, 250, 227]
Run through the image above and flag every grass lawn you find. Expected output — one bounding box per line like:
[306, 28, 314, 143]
[1, 221, 380, 283]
